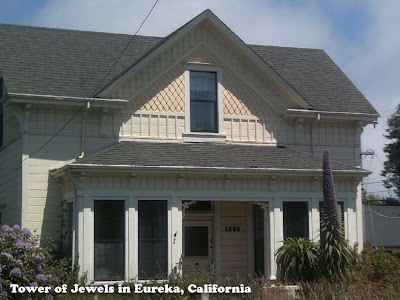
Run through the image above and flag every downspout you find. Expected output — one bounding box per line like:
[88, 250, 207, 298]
[78, 102, 90, 159]
[311, 113, 320, 155]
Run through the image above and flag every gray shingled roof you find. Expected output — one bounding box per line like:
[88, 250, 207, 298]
[0, 23, 161, 98]
[70, 141, 364, 173]
[250, 45, 377, 114]
[0, 22, 377, 115]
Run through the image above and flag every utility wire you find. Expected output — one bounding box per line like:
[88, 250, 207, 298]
[364, 209, 400, 219]
[23, 0, 159, 163]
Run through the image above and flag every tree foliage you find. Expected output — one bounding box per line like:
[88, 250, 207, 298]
[381, 104, 400, 196]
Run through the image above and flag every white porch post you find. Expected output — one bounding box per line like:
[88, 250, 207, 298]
[77, 193, 94, 283]
[355, 182, 363, 253]
[127, 196, 138, 280]
[269, 196, 283, 280]
[76, 195, 85, 280]
[311, 197, 320, 240]
[170, 195, 183, 275]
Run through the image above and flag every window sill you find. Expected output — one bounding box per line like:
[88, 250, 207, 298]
[182, 132, 226, 143]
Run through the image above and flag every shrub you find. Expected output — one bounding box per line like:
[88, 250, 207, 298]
[275, 238, 319, 283]
[352, 244, 400, 291]
[0, 224, 77, 299]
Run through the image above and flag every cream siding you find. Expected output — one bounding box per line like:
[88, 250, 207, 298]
[0, 138, 22, 225]
[220, 201, 249, 276]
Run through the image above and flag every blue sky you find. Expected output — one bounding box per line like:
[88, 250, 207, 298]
[1, 0, 399, 196]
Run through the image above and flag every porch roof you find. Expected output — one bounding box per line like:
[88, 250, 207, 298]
[52, 141, 369, 177]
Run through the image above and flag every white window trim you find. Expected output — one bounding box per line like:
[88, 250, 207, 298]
[184, 63, 225, 141]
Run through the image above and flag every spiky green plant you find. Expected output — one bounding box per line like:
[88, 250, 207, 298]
[319, 149, 353, 281]
[276, 238, 319, 283]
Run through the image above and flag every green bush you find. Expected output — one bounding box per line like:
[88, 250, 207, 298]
[318, 222, 353, 281]
[352, 244, 400, 291]
[275, 238, 319, 283]
[0, 224, 77, 299]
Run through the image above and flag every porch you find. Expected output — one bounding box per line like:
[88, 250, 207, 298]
[51, 141, 365, 283]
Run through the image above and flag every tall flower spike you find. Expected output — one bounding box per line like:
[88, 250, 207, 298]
[322, 149, 340, 237]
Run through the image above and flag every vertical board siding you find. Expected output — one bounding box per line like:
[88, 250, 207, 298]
[0, 138, 22, 225]
[220, 202, 249, 276]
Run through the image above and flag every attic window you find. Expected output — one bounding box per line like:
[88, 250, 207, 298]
[190, 71, 218, 132]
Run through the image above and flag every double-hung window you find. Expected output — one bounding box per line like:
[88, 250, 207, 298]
[189, 71, 218, 133]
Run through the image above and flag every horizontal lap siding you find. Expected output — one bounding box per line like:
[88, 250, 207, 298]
[0, 138, 22, 225]
[28, 134, 118, 239]
[220, 202, 249, 276]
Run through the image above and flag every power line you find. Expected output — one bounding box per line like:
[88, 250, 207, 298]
[364, 209, 400, 219]
[23, 0, 159, 162]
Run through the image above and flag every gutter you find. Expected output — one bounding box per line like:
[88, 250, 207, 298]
[51, 163, 371, 179]
[285, 109, 379, 122]
[5, 93, 128, 108]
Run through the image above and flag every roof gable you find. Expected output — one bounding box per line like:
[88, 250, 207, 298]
[99, 10, 313, 111]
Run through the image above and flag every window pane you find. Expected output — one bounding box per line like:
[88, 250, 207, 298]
[283, 202, 309, 239]
[94, 200, 124, 281]
[190, 101, 216, 132]
[185, 226, 208, 256]
[319, 201, 344, 230]
[185, 201, 212, 212]
[138, 200, 168, 279]
[190, 72, 216, 101]
[253, 205, 264, 276]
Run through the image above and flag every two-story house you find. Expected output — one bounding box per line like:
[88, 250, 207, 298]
[0, 10, 378, 282]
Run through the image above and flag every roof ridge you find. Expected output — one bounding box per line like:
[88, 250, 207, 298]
[249, 44, 324, 51]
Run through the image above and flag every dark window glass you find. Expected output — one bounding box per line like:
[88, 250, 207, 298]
[190, 72, 217, 132]
[283, 202, 309, 239]
[94, 200, 125, 281]
[185, 201, 212, 212]
[138, 200, 168, 279]
[185, 226, 208, 256]
[253, 205, 264, 276]
[319, 201, 344, 230]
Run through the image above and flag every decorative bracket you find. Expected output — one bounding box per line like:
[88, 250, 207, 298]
[269, 176, 277, 191]
[100, 108, 108, 136]
[182, 200, 197, 218]
[130, 172, 136, 190]
[225, 175, 232, 191]
[78, 172, 86, 189]
[177, 173, 185, 191]
[254, 201, 269, 219]
[21, 104, 32, 134]
[312, 176, 318, 192]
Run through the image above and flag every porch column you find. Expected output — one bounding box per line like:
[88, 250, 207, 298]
[170, 195, 183, 275]
[269, 196, 283, 280]
[355, 182, 363, 252]
[311, 197, 320, 240]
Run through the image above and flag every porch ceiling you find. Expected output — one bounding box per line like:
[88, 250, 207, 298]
[52, 141, 369, 177]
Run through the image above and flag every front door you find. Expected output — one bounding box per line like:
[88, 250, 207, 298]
[182, 220, 214, 274]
